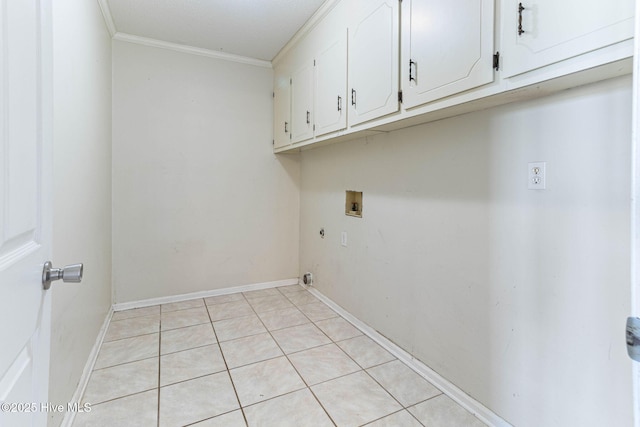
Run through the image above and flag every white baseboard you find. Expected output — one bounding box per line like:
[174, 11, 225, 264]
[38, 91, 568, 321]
[306, 284, 512, 427]
[112, 278, 300, 312]
[60, 307, 114, 427]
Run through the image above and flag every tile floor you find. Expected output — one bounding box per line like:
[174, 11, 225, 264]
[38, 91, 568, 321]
[73, 285, 487, 427]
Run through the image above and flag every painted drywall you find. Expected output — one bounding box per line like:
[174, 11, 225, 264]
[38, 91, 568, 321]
[49, 1, 113, 426]
[112, 41, 300, 303]
[300, 76, 634, 426]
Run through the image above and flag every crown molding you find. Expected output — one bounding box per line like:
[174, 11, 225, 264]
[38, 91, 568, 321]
[96, 0, 116, 37]
[112, 33, 273, 68]
[272, 0, 341, 66]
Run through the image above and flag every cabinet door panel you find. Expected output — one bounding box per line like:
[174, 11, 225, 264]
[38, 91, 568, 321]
[291, 60, 314, 144]
[349, 0, 399, 126]
[315, 33, 347, 137]
[502, 0, 634, 77]
[273, 73, 291, 149]
[403, 0, 494, 108]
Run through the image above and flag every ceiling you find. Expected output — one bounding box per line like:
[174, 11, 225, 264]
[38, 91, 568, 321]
[105, 0, 326, 62]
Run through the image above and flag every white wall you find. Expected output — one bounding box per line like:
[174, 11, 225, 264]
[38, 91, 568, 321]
[112, 41, 300, 303]
[300, 76, 634, 426]
[50, 1, 113, 426]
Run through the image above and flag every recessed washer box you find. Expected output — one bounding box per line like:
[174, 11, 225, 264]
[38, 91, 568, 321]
[345, 191, 362, 218]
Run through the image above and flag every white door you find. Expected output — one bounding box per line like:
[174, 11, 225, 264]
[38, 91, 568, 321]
[273, 72, 291, 149]
[631, 3, 640, 426]
[291, 59, 314, 144]
[0, 0, 52, 426]
[402, 0, 494, 108]
[501, 0, 635, 77]
[314, 32, 347, 137]
[348, 0, 399, 127]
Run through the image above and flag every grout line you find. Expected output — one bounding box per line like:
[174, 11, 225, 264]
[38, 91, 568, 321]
[206, 296, 250, 427]
[250, 288, 338, 426]
[157, 303, 163, 427]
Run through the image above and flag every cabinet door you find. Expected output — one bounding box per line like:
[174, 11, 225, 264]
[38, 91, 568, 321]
[402, 0, 494, 108]
[502, 0, 634, 77]
[291, 60, 314, 144]
[348, 0, 400, 126]
[315, 32, 348, 137]
[273, 73, 291, 149]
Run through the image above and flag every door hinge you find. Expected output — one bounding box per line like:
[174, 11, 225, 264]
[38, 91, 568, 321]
[493, 52, 500, 71]
[398, 90, 403, 103]
[627, 317, 640, 362]
[272, 140, 274, 145]
[290, 78, 292, 85]
[313, 124, 316, 131]
[314, 59, 316, 66]
[272, 92, 275, 98]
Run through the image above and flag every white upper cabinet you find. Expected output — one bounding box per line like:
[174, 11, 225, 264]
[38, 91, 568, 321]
[501, 0, 635, 77]
[402, 0, 495, 109]
[291, 59, 315, 144]
[315, 32, 348, 137]
[273, 72, 291, 149]
[348, 0, 400, 126]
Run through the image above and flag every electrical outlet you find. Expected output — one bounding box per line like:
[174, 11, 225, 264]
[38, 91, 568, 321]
[341, 231, 347, 247]
[528, 162, 546, 190]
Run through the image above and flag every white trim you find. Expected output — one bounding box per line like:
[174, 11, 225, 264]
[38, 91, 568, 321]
[60, 307, 114, 427]
[96, 0, 116, 37]
[112, 33, 272, 69]
[306, 284, 513, 427]
[271, 0, 341, 66]
[112, 278, 300, 311]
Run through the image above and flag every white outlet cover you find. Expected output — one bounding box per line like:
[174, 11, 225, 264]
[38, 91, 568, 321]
[341, 231, 347, 247]
[528, 161, 546, 190]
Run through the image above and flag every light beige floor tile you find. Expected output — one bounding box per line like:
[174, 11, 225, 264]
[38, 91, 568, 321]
[104, 315, 160, 342]
[159, 372, 239, 427]
[286, 292, 319, 306]
[247, 295, 294, 314]
[243, 288, 281, 300]
[207, 300, 255, 321]
[219, 332, 283, 369]
[160, 344, 226, 386]
[337, 335, 396, 369]
[315, 317, 362, 342]
[408, 395, 486, 427]
[205, 293, 246, 305]
[161, 298, 205, 313]
[311, 371, 402, 427]
[161, 323, 217, 355]
[229, 356, 306, 407]
[367, 360, 441, 407]
[296, 301, 338, 322]
[111, 306, 160, 321]
[94, 333, 159, 369]
[191, 410, 247, 426]
[213, 314, 267, 342]
[365, 410, 424, 427]
[243, 388, 333, 427]
[277, 285, 307, 296]
[73, 390, 157, 427]
[161, 306, 210, 331]
[270, 323, 331, 354]
[83, 358, 158, 405]
[257, 307, 309, 331]
[288, 343, 360, 386]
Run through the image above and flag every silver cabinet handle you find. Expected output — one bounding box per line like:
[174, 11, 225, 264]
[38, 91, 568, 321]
[42, 261, 83, 290]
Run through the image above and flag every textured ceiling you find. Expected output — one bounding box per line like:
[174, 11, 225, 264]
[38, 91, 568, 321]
[106, 0, 326, 61]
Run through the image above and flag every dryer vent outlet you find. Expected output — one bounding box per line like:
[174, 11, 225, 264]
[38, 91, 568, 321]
[302, 272, 313, 286]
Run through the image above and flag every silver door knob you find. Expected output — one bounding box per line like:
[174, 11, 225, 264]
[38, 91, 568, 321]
[42, 261, 83, 290]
